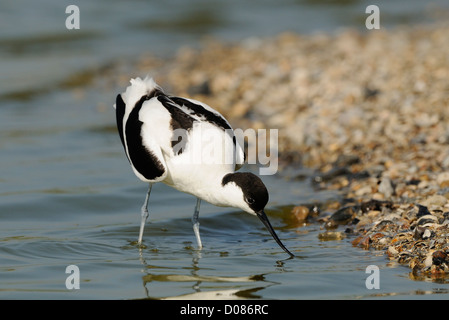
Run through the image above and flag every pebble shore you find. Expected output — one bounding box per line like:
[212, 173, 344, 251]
[108, 22, 449, 278]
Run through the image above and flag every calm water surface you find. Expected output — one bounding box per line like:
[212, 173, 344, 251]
[1, 0, 449, 300]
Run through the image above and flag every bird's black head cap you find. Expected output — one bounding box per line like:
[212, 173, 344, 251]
[222, 172, 269, 213]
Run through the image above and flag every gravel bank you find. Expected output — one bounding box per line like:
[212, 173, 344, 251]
[108, 22, 449, 277]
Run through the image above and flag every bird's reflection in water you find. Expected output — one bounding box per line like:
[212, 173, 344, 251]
[138, 249, 271, 299]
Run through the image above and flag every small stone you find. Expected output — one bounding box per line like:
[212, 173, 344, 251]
[378, 177, 394, 198]
[387, 246, 398, 257]
[422, 229, 432, 240]
[416, 205, 431, 218]
[291, 206, 310, 221]
[366, 210, 381, 218]
[421, 194, 447, 207]
[318, 231, 346, 241]
[372, 193, 385, 200]
[230, 101, 251, 118]
[360, 199, 390, 213]
[187, 80, 211, 96]
[333, 154, 360, 167]
[440, 180, 449, 188]
[351, 235, 362, 246]
[432, 250, 447, 265]
[424, 253, 433, 268]
[437, 172, 449, 186]
[357, 235, 371, 250]
[414, 225, 426, 240]
[370, 232, 385, 242]
[329, 206, 356, 224]
[355, 185, 372, 197]
[417, 214, 439, 226]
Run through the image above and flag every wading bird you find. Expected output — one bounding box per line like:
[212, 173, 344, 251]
[114, 76, 294, 257]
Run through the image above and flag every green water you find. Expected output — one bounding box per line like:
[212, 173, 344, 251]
[2, 0, 449, 300]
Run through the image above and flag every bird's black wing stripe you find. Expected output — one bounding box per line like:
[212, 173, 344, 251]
[157, 95, 195, 155]
[115, 94, 129, 161]
[169, 97, 232, 131]
[158, 96, 194, 130]
[125, 94, 165, 180]
[168, 96, 239, 154]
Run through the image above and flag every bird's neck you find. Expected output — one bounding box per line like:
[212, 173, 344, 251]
[196, 171, 242, 208]
[203, 172, 244, 209]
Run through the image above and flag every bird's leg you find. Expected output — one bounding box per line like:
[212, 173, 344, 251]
[192, 198, 202, 249]
[138, 183, 153, 245]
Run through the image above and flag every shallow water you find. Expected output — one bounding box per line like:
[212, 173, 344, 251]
[2, 78, 449, 301]
[2, 0, 449, 300]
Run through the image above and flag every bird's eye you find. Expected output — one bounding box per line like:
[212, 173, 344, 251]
[247, 197, 255, 204]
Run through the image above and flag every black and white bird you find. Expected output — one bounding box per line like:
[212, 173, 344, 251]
[114, 76, 294, 257]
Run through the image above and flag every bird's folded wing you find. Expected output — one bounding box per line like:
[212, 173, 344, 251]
[166, 96, 246, 170]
